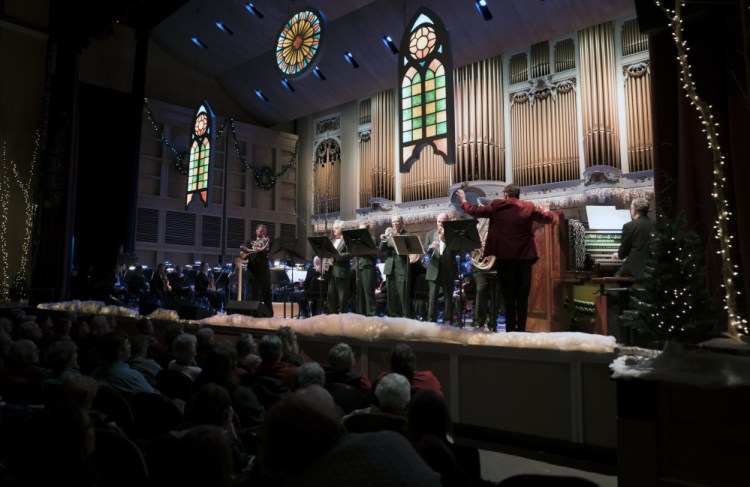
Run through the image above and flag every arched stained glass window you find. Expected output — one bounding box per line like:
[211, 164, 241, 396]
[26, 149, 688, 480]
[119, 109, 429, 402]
[186, 101, 215, 209]
[274, 8, 327, 79]
[398, 8, 454, 172]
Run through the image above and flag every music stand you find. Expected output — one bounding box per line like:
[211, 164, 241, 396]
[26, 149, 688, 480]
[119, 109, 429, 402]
[443, 220, 482, 327]
[343, 228, 378, 315]
[270, 240, 308, 318]
[391, 234, 423, 318]
[308, 236, 341, 315]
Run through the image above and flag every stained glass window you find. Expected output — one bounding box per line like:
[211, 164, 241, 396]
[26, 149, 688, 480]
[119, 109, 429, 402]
[398, 8, 454, 172]
[186, 102, 215, 209]
[275, 8, 327, 79]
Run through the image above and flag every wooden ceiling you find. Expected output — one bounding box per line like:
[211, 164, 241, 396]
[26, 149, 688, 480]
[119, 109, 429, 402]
[148, 0, 636, 126]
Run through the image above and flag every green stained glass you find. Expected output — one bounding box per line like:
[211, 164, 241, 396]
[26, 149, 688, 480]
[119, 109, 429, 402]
[403, 108, 412, 121]
[436, 76, 445, 88]
[275, 9, 326, 79]
[436, 99, 446, 111]
[411, 94, 421, 106]
[425, 91, 435, 102]
[426, 70, 435, 80]
[426, 113, 436, 125]
[413, 118, 422, 129]
[437, 122, 447, 134]
[402, 86, 412, 98]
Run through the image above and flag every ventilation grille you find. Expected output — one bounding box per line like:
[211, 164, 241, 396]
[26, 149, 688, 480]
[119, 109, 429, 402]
[227, 217, 246, 248]
[165, 211, 196, 246]
[202, 215, 221, 248]
[136, 208, 159, 243]
[280, 223, 296, 241]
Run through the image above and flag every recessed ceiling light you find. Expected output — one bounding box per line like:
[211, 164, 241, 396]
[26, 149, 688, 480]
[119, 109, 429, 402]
[245, 3, 263, 18]
[255, 89, 269, 102]
[191, 36, 208, 49]
[382, 36, 399, 54]
[215, 21, 234, 35]
[344, 51, 359, 69]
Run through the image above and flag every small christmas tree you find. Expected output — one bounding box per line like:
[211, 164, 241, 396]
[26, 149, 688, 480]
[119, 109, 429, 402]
[621, 210, 718, 345]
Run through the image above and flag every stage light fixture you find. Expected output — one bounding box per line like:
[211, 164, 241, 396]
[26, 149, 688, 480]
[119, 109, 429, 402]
[344, 51, 359, 68]
[281, 79, 295, 92]
[474, 0, 493, 21]
[245, 3, 264, 18]
[215, 21, 234, 35]
[191, 36, 208, 49]
[313, 67, 326, 80]
[255, 89, 269, 102]
[382, 35, 399, 54]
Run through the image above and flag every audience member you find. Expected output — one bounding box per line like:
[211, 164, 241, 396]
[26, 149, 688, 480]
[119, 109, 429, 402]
[325, 342, 372, 393]
[235, 332, 258, 374]
[194, 327, 215, 367]
[91, 331, 155, 397]
[135, 317, 168, 361]
[293, 362, 326, 391]
[42, 338, 81, 391]
[127, 334, 162, 388]
[388, 343, 443, 397]
[256, 334, 298, 389]
[277, 326, 305, 366]
[164, 425, 234, 487]
[168, 333, 202, 380]
[1, 339, 46, 404]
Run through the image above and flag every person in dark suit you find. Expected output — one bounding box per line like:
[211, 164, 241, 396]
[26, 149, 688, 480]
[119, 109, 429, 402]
[457, 184, 554, 332]
[424, 212, 458, 324]
[243, 224, 273, 316]
[327, 220, 351, 314]
[354, 222, 377, 317]
[612, 197, 653, 280]
[379, 215, 412, 318]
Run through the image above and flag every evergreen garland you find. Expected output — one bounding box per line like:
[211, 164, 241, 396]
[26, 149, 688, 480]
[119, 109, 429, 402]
[620, 210, 718, 344]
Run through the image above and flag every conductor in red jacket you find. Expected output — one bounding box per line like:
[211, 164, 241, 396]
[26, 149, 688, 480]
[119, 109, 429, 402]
[456, 184, 554, 332]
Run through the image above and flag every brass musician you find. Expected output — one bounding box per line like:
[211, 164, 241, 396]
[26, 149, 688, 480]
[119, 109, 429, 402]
[327, 220, 351, 314]
[241, 224, 273, 316]
[424, 212, 458, 324]
[379, 215, 413, 318]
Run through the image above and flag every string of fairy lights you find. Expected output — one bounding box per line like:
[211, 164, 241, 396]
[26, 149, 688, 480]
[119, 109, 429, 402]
[0, 134, 37, 301]
[654, 0, 747, 336]
[143, 98, 299, 191]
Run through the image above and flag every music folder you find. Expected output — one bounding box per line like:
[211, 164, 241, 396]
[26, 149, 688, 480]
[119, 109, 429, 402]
[392, 234, 423, 257]
[342, 228, 378, 257]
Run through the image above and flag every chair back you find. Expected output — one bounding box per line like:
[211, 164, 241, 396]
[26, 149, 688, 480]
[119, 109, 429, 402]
[131, 392, 184, 439]
[343, 412, 407, 434]
[92, 386, 134, 435]
[326, 382, 370, 414]
[92, 428, 149, 486]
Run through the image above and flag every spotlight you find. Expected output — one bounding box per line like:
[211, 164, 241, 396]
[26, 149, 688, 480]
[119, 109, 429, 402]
[255, 89, 269, 102]
[245, 3, 264, 18]
[281, 79, 295, 92]
[474, 0, 493, 21]
[191, 36, 208, 49]
[382, 35, 399, 54]
[215, 21, 234, 35]
[313, 67, 326, 80]
[344, 51, 359, 69]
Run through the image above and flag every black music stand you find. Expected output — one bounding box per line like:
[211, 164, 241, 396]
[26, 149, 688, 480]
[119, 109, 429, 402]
[269, 240, 307, 318]
[343, 228, 378, 315]
[308, 236, 340, 314]
[443, 220, 482, 326]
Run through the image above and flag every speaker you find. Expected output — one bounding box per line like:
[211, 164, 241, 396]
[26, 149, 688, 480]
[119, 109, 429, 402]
[178, 304, 214, 320]
[226, 300, 272, 317]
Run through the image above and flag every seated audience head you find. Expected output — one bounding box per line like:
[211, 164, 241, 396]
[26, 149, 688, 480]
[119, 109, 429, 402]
[259, 390, 344, 480]
[129, 334, 149, 359]
[165, 425, 234, 487]
[6, 339, 41, 369]
[186, 382, 232, 427]
[53, 316, 74, 338]
[259, 334, 283, 363]
[58, 374, 100, 410]
[327, 342, 355, 373]
[88, 315, 111, 337]
[406, 389, 452, 440]
[375, 373, 411, 414]
[235, 332, 257, 359]
[276, 326, 299, 355]
[135, 318, 154, 336]
[195, 327, 215, 349]
[172, 333, 198, 364]
[17, 320, 43, 342]
[293, 362, 326, 391]
[96, 331, 131, 363]
[43, 338, 78, 371]
[163, 323, 184, 349]
[194, 340, 239, 391]
[390, 343, 417, 379]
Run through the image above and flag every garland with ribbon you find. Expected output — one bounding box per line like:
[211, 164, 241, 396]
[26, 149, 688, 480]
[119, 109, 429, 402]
[143, 98, 298, 190]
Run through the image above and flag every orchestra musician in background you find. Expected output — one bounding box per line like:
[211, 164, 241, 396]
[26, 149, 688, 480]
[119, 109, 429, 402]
[169, 264, 194, 302]
[302, 256, 325, 317]
[327, 220, 351, 314]
[228, 255, 249, 302]
[242, 224, 273, 317]
[355, 221, 377, 317]
[195, 261, 223, 310]
[379, 215, 412, 318]
[424, 212, 458, 324]
[457, 184, 554, 332]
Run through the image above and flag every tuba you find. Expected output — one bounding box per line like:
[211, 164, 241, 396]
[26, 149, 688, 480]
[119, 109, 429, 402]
[470, 199, 496, 271]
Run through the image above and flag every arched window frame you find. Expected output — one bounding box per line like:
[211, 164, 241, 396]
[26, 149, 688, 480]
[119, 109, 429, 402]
[185, 101, 215, 209]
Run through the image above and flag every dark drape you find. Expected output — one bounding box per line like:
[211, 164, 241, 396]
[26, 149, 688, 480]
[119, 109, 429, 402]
[650, 1, 750, 323]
